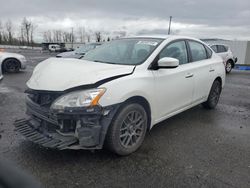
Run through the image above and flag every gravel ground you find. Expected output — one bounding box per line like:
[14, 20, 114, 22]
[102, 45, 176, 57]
[0, 50, 250, 188]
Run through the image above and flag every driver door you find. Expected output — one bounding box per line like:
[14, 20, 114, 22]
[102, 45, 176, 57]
[152, 40, 195, 122]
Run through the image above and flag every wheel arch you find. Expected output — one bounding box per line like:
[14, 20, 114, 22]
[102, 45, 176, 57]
[121, 96, 152, 131]
[214, 76, 222, 90]
[1, 57, 21, 71]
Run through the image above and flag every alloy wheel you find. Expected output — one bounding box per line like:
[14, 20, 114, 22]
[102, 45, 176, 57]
[226, 62, 232, 72]
[119, 110, 145, 148]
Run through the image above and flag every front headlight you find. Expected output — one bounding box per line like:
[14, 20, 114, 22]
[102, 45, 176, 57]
[51, 88, 106, 111]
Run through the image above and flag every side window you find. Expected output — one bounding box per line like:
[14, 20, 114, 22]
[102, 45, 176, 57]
[210, 45, 218, 53]
[189, 41, 207, 62]
[205, 45, 212, 58]
[159, 41, 188, 65]
[217, 45, 227, 53]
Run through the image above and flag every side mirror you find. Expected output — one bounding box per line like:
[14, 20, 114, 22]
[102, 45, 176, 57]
[158, 57, 179, 68]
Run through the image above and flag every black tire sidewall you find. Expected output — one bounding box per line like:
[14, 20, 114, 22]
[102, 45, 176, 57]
[106, 103, 148, 155]
[3, 59, 20, 73]
[207, 80, 221, 108]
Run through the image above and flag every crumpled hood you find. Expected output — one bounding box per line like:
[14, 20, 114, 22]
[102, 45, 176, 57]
[56, 51, 76, 57]
[27, 58, 135, 91]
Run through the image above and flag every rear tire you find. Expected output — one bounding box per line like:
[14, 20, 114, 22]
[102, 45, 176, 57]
[202, 80, 221, 109]
[106, 103, 148, 155]
[225, 60, 233, 73]
[2, 58, 20, 73]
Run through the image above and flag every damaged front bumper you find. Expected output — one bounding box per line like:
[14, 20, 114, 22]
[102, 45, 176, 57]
[14, 96, 120, 150]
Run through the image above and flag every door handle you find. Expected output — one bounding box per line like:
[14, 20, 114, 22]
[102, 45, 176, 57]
[185, 73, 193, 78]
[209, 69, 215, 72]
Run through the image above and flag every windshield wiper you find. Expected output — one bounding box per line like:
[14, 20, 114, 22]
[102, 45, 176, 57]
[93, 60, 117, 64]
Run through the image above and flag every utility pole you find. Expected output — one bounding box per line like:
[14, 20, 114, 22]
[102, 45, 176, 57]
[168, 16, 172, 35]
[71, 27, 74, 49]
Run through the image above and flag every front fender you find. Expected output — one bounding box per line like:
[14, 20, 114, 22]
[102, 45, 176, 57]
[98, 71, 157, 126]
[0, 53, 27, 69]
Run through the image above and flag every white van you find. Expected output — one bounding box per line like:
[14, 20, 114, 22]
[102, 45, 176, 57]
[49, 44, 61, 52]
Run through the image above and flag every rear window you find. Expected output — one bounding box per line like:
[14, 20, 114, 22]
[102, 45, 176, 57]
[188, 41, 207, 62]
[217, 45, 227, 53]
[205, 45, 213, 58]
[210, 45, 218, 53]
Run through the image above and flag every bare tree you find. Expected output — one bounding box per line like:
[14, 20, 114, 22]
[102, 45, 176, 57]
[43, 30, 53, 42]
[70, 28, 75, 44]
[30, 23, 37, 47]
[62, 31, 68, 42]
[1, 31, 8, 43]
[43, 31, 48, 42]
[17, 17, 37, 46]
[95, 32, 101, 42]
[86, 34, 91, 43]
[62, 31, 70, 42]
[53, 30, 62, 42]
[21, 17, 32, 45]
[0, 18, 38, 46]
[78, 27, 85, 43]
[19, 26, 25, 45]
[0, 20, 3, 44]
[5, 20, 13, 44]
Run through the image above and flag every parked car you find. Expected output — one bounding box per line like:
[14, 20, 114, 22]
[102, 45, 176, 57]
[0, 50, 3, 80]
[56, 43, 102, 58]
[15, 35, 225, 155]
[209, 44, 237, 73]
[0, 52, 27, 73]
[0, 65, 3, 80]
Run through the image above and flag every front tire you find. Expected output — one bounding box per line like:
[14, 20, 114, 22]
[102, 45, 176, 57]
[106, 103, 148, 155]
[2, 58, 20, 73]
[202, 80, 221, 109]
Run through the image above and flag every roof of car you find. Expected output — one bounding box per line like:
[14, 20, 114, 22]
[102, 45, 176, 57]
[125, 35, 201, 41]
[131, 35, 171, 39]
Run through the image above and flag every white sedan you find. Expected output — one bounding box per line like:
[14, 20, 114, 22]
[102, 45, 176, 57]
[15, 35, 225, 155]
[0, 51, 27, 73]
[0, 66, 3, 80]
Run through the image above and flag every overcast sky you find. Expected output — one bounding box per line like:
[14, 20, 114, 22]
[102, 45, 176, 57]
[1, 0, 250, 42]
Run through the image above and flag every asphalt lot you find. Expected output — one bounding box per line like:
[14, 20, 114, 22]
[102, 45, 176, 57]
[0, 50, 250, 188]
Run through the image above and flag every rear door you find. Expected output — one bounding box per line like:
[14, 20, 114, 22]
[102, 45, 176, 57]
[187, 40, 215, 103]
[153, 40, 195, 121]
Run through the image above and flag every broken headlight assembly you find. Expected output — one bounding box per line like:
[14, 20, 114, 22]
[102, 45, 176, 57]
[50, 88, 106, 112]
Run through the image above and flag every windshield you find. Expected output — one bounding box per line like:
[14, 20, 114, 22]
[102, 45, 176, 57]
[75, 44, 97, 53]
[82, 38, 162, 65]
